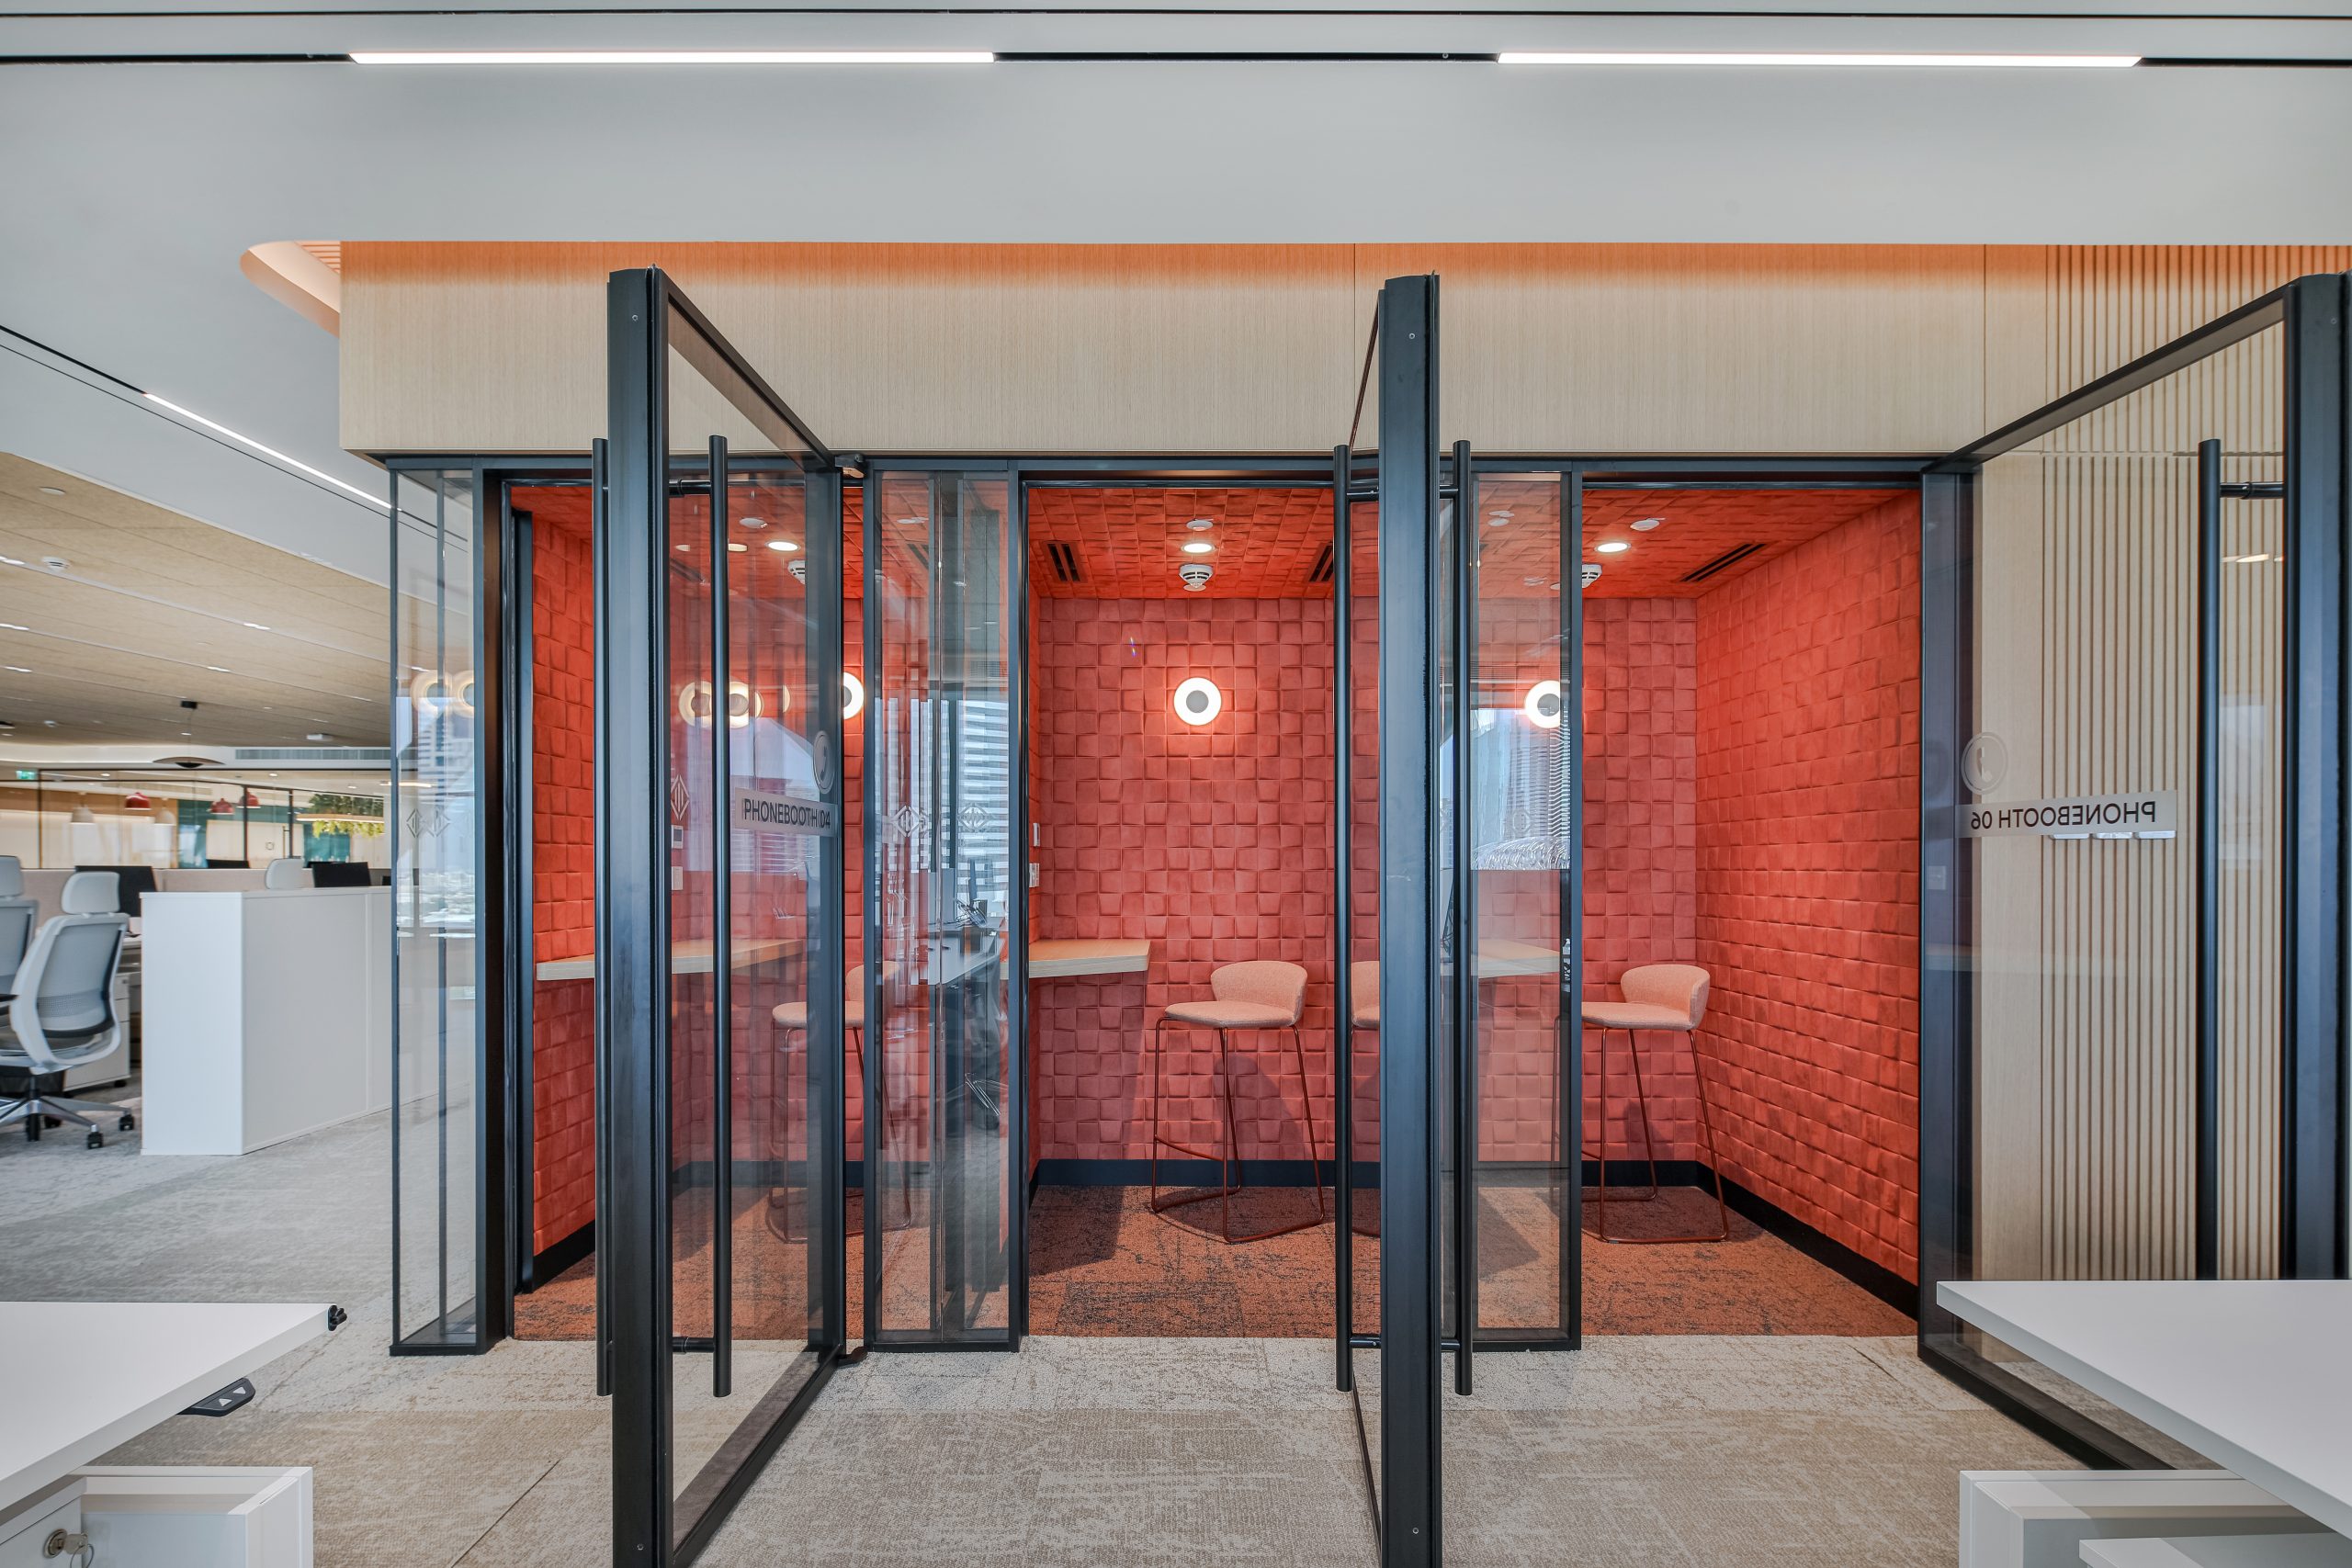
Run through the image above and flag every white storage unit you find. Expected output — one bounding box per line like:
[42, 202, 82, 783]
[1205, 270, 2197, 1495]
[0, 1481, 82, 1568]
[1963, 1472, 2326, 1568]
[2081, 1534, 2352, 1567]
[78, 1467, 311, 1568]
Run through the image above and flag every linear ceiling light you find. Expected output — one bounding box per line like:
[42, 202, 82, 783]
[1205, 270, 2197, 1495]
[1498, 51, 2139, 68]
[143, 392, 389, 510]
[349, 51, 994, 66]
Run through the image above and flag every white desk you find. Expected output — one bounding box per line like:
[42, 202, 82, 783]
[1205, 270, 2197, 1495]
[1471, 938, 1557, 979]
[1939, 1280, 2352, 1540]
[0, 1302, 333, 1512]
[1029, 938, 1150, 979]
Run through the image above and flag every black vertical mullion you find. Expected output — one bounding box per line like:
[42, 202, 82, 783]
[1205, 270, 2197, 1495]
[590, 437, 614, 1400]
[710, 439, 733, 1397]
[1376, 272, 1442, 1568]
[808, 468, 849, 1357]
[862, 472, 884, 1349]
[1560, 469, 1584, 1349]
[1917, 468, 1973, 1341]
[2195, 439, 2222, 1281]
[1450, 441, 1476, 1396]
[2280, 274, 2347, 1280]
[1331, 443, 1354, 1392]
[478, 464, 511, 1348]
[512, 502, 539, 1300]
[1009, 468, 1031, 1350]
[602, 268, 675, 1568]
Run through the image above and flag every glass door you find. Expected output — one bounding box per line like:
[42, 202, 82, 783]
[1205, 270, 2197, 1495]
[601, 268, 847, 1565]
[1919, 271, 2346, 1457]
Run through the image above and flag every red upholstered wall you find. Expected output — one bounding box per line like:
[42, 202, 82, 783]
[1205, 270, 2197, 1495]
[1030, 596, 1337, 1164]
[1692, 495, 1921, 1280]
[1577, 599, 1703, 1167]
[530, 509, 598, 1255]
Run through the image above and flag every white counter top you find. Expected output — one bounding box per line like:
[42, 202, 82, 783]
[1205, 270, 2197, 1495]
[0, 1301, 333, 1511]
[1938, 1280, 2352, 1539]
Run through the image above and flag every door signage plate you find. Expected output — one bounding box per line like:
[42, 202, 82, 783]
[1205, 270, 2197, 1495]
[1963, 790, 2177, 840]
[732, 788, 838, 837]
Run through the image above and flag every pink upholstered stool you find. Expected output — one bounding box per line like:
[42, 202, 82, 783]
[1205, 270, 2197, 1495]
[1580, 963, 1729, 1245]
[1148, 959, 1329, 1244]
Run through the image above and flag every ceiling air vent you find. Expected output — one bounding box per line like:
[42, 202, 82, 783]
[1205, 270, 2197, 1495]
[1307, 544, 1335, 585]
[1680, 542, 1766, 585]
[1046, 541, 1084, 585]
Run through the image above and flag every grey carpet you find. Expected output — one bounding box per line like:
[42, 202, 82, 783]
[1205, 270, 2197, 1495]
[0, 1094, 2086, 1565]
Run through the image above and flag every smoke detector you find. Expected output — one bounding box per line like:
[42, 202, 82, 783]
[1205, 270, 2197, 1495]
[1580, 562, 1604, 590]
[1178, 561, 1214, 592]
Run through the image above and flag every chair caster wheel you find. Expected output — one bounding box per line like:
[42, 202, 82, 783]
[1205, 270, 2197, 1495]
[119, 1114, 135, 1132]
[86, 1132, 104, 1149]
[22, 1120, 36, 1142]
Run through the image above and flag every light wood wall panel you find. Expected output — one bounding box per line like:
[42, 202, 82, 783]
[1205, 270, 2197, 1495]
[1971, 246, 2347, 1288]
[340, 243, 1361, 456]
[1352, 243, 1990, 454]
[345, 242, 2007, 457]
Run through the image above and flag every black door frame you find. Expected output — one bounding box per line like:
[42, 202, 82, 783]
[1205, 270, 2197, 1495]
[600, 266, 850, 1566]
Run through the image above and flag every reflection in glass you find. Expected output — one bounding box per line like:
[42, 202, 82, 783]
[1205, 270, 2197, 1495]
[390, 468, 481, 1350]
[868, 470, 1015, 1342]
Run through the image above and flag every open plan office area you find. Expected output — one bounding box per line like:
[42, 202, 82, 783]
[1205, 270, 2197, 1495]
[4, 12, 2352, 1568]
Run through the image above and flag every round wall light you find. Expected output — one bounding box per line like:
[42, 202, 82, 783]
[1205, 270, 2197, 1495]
[842, 671, 866, 720]
[1172, 676, 1223, 727]
[1522, 679, 1564, 730]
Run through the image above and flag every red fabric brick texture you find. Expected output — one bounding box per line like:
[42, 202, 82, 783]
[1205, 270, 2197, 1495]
[1031, 596, 1337, 1166]
[526, 496, 597, 1255]
[1692, 495, 1922, 1281]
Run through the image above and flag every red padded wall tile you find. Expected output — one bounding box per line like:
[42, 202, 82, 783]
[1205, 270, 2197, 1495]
[1031, 596, 1337, 1163]
[1693, 495, 1922, 1281]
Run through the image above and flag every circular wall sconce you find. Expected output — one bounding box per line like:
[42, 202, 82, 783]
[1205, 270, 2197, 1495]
[1522, 679, 1563, 730]
[1172, 676, 1223, 727]
[408, 668, 476, 718]
[678, 679, 763, 729]
[842, 671, 866, 720]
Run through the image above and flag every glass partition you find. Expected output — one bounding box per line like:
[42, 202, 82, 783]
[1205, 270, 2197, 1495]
[390, 467, 484, 1351]
[1922, 276, 2348, 1459]
[865, 468, 1018, 1344]
[1462, 471, 1575, 1346]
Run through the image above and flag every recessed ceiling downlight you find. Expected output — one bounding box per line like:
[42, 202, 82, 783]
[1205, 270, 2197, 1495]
[1595, 540, 1631, 554]
[1182, 540, 1215, 555]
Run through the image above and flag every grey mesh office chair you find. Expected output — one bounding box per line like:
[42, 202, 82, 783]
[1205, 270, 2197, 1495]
[0, 870, 137, 1148]
[0, 856, 36, 999]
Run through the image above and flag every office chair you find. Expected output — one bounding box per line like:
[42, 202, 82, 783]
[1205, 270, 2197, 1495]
[0, 871, 137, 1149]
[262, 857, 311, 890]
[0, 856, 36, 998]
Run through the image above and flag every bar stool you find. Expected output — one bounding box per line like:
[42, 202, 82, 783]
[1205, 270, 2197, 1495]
[1581, 963, 1729, 1245]
[1148, 960, 1328, 1244]
[774, 961, 908, 1214]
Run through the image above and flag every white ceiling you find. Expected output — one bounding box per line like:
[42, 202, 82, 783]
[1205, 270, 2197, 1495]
[2, 1, 2349, 604]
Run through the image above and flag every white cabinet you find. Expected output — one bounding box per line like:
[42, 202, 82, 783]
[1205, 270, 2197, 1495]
[0, 1482, 82, 1568]
[78, 1467, 311, 1568]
